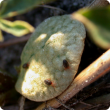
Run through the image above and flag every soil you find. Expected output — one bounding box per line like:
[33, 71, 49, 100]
[0, 0, 110, 110]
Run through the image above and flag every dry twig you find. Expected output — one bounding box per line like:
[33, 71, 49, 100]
[88, 0, 109, 8]
[0, 34, 30, 48]
[19, 96, 25, 110]
[35, 49, 110, 110]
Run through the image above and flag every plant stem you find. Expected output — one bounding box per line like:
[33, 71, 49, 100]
[88, 0, 109, 8]
[35, 49, 110, 110]
[0, 34, 30, 48]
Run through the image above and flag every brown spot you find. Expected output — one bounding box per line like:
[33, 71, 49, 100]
[22, 63, 29, 69]
[63, 60, 69, 69]
[44, 79, 52, 85]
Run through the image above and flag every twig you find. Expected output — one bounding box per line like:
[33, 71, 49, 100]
[19, 96, 25, 110]
[35, 49, 110, 110]
[79, 101, 92, 107]
[0, 34, 31, 48]
[82, 101, 110, 110]
[38, 5, 67, 13]
[88, 0, 109, 8]
[55, 98, 74, 110]
[73, 100, 110, 110]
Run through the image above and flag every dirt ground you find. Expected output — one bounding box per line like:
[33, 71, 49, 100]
[0, 0, 110, 110]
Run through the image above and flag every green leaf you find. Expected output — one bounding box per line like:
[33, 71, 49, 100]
[0, 30, 4, 42]
[0, 0, 55, 18]
[72, 6, 110, 49]
[0, 0, 7, 18]
[0, 19, 35, 37]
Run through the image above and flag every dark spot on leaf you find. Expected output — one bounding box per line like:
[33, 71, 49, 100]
[22, 63, 29, 69]
[63, 60, 69, 69]
[44, 79, 52, 85]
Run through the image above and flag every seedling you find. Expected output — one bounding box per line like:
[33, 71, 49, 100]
[15, 15, 86, 102]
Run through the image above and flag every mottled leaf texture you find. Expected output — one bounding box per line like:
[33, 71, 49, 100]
[15, 15, 86, 102]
